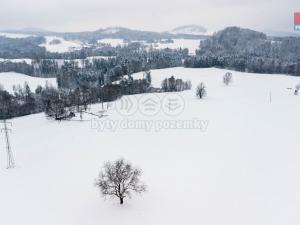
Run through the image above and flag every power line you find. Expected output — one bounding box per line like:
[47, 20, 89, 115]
[1, 120, 15, 169]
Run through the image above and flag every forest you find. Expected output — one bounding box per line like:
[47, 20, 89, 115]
[184, 27, 300, 76]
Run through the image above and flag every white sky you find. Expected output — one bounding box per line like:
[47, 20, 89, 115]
[0, 0, 299, 33]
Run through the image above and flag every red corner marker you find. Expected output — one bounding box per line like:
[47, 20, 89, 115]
[295, 12, 300, 25]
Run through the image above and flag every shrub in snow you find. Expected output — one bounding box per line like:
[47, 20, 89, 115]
[223, 72, 233, 85]
[196, 82, 207, 99]
[96, 158, 146, 205]
[295, 83, 300, 95]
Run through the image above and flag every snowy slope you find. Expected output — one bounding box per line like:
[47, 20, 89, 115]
[170, 25, 207, 35]
[101, 27, 121, 34]
[0, 72, 57, 93]
[0, 58, 33, 64]
[40, 36, 83, 53]
[97, 38, 126, 47]
[54, 56, 116, 68]
[0, 68, 300, 225]
[97, 38, 201, 55]
[86, 56, 116, 61]
[0, 32, 33, 38]
[148, 39, 201, 55]
[0, 32, 83, 53]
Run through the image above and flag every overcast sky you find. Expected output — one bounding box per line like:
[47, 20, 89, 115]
[0, 0, 299, 33]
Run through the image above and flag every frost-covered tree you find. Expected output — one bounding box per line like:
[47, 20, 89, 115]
[41, 87, 70, 120]
[96, 158, 146, 205]
[196, 82, 207, 99]
[0, 89, 13, 119]
[161, 76, 191, 92]
[144, 70, 152, 85]
[223, 72, 233, 85]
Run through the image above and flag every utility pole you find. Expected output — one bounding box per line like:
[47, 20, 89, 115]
[1, 120, 15, 169]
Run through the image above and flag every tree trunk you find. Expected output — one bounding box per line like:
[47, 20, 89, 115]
[120, 197, 124, 205]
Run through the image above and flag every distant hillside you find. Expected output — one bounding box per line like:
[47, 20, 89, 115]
[170, 25, 207, 35]
[0, 27, 209, 43]
[185, 26, 300, 76]
[198, 27, 268, 55]
[62, 27, 208, 42]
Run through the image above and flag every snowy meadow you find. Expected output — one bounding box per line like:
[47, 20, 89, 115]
[1, 67, 300, 225]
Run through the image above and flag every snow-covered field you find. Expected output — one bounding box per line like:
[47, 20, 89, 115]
[98, 38, 126, 47]
[40, 36, 83, 53]
[97, 38, 201, 55]
[55, 56, 116, 68]
[0, 32, 33, 39]
[0, 33, 83, 53]
[1, 67, 300, 225]
[86, 56, 116, 61]
[0, 72, 57, 93]
[148, 39, 201, 55]
[0, 58, 32, 64]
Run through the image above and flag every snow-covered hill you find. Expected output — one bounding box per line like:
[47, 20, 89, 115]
[147, 39, 201, 55]
[0, 32, 33, 39]
[96, 38, 201, 55]
[0, 72, 57, 93]
[40, 36, 83, 53]
[0, 67, 300, 225]
[100, 27, 121, 34]
[170, 25, 207, 35]
[97, 38, 126, 47]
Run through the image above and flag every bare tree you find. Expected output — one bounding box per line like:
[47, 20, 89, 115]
[196, 82, 207, 99]
[223, 72, 233, 85]
[96, 158, 146, 205]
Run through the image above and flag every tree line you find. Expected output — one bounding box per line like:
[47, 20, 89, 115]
[0, 69, 195, 120]
[0, 42, 188, 80]
[161, 76, 192, 92]
[0, 71, 152, 120]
